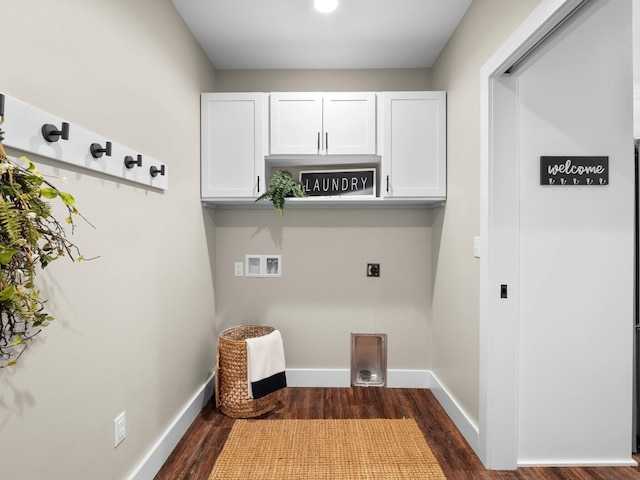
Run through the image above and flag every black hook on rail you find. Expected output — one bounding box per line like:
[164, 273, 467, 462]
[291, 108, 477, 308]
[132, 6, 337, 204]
[42, 122, 70, 143]
[90, 141, 112, 159]
[149, 165, 165, 177]
[124, 154, 142, 169]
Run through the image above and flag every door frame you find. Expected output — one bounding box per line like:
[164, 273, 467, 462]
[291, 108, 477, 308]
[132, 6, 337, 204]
[479, 0, 587, 469]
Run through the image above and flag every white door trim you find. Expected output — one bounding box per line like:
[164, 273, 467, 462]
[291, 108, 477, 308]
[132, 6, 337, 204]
[479, 0, 586, 469]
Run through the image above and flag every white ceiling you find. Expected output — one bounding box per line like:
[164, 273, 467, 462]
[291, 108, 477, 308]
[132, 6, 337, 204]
[171, 0, 473, 70]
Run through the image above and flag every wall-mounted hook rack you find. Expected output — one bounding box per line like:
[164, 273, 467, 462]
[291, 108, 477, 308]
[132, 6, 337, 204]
[0, 92, 168, 190]
[124, 154, 142, 169]
[90, 141, 112, 159]
[42, 122, 69, 143]
[1, 94, 6, 142]
[150, 165, 165, 177]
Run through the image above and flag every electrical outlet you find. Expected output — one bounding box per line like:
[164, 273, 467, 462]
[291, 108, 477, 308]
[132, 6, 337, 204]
[234, 262, 244, 276]
[367, 263, 380, 277]
[113, 412, 126, 448]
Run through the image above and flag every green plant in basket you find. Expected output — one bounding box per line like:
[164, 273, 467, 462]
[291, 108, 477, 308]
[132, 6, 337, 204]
[0, 138, 93, 367]
[255, 170, 306, 215]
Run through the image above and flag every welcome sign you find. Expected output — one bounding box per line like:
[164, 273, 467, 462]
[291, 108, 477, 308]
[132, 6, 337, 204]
[540, 156, 608, 186]
[300, 168, 376, 197]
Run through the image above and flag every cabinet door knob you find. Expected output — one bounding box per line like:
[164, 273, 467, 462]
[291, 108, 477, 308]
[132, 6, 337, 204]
[317, 132, 320, 154]
[325, 132, 328, 154]
[386, 175, 390, 193]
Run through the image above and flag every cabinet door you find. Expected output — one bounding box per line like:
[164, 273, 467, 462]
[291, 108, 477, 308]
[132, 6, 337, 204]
[381, 92, 446, 198]
[201, 93, 265, 198]
[270, 93, 323, 155]
[323, 93, 376, 155]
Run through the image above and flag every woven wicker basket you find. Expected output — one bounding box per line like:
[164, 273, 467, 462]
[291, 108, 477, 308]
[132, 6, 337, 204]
[215, 325, 280, 418]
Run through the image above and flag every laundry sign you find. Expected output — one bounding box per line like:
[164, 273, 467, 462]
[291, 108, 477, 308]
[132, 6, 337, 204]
[300, 168, 376, 197]
[540, 156, 609, 186]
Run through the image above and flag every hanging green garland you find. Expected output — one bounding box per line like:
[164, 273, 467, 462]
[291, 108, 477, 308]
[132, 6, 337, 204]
[0, 137, 93, 367]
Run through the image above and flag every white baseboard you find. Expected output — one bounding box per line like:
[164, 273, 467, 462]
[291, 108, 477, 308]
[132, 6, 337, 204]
[387, 369, 431, 388]
[428, 371, 480, 455]
[518, 459, 638, 467]
[284, 368, 431, 388]
[126, 374, 216, 480]
[285, 368, 351, 387]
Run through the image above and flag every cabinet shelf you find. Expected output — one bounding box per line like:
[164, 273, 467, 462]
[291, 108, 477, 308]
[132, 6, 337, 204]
[201, 196, 445, 210]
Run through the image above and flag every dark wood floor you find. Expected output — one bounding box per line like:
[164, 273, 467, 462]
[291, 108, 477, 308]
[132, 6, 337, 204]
[155, 387, 640, 479]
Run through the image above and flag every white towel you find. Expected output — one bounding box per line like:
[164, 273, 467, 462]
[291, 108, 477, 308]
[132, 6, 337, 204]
[246, 329, 286, 399]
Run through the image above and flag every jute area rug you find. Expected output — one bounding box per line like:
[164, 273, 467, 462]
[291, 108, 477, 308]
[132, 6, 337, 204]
[209, 418, 447, 479]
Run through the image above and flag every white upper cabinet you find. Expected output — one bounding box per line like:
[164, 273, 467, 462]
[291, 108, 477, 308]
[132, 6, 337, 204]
[380, 92, 446, 198]
[323, 93, 376, 155]
[201, 93, 265, 198]
[269, 92, 376, 155]
[200, 91, 446, 207]
[269, 93, 322, 155]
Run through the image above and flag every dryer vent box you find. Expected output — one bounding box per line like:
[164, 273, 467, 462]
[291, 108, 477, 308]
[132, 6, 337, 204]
[351, 333, 387, 387]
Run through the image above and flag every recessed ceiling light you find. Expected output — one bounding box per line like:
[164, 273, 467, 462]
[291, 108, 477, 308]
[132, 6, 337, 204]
[314, 0, 338, 13]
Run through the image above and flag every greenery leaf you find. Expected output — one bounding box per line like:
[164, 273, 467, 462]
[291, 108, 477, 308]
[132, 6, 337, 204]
[59, 192, 75, 206]
[21, 156, 35, 171]
[255, 170, 306, 215]
[33, 313, 49, 327]
[13, 335, 23, 346]
[27, 175, 44, 186]
[40, 187, 58, 199]
[0, 285, 16, 301]
[40, 254, 55, 268]
[0, 248, 19, 265]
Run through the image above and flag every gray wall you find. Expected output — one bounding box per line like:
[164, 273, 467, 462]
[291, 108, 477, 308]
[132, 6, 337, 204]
[429, 0, 543, 424]
[215, 68, 431, 92]
[0, 1, 217, 479]
[213, 208, 436, 370]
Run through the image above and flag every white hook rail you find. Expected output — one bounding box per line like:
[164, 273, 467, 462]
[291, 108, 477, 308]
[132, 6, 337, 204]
[0, 92, 168, 191]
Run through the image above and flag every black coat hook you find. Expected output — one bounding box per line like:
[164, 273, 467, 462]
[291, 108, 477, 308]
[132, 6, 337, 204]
[90, 141, 112, 159]
[42, 122, 69, 143]
[150, 165, 165, 177]
[124, 154, 142, 169]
